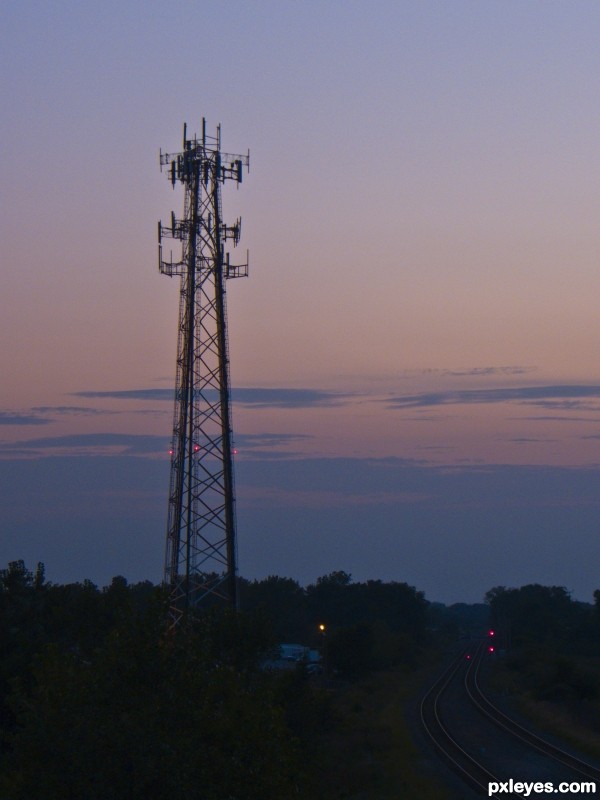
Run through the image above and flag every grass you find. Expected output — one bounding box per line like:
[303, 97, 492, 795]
[300, 662, 448, 799]
[487, 657, 600, 762]
[512, 692, 600, 762]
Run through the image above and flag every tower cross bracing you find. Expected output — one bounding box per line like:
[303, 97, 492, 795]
[158, 119, 249, 624]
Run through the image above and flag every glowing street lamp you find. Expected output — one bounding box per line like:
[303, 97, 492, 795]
[318, 624, 328, 682]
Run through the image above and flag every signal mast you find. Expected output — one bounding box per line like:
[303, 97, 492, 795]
[158, 119, 249, 624]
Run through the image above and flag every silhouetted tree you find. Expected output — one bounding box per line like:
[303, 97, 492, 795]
[485, 583, 581, 649]
[2, 607, 299, 800]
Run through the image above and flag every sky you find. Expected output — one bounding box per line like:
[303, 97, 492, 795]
[2, 0, 600, 604]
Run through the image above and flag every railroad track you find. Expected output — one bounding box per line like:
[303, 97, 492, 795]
[420, 648, 501, 796]
[465, 640, 600, 786]
[420, 643, 600, 797]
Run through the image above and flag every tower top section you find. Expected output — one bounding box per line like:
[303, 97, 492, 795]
[160, 119, 250, 189]
[158, 119, 250, 280]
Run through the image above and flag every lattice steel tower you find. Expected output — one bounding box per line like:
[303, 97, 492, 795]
[158, 119, 249, 622]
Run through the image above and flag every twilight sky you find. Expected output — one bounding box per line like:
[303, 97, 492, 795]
[2, 1, 600, 603]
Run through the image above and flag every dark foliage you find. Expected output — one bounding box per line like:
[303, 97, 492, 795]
[241, 570, 429, 677]
[485, 582, 600, 731]
[485, 583, 595, 652]
[0, 563, 302, 799]
[0, 561, 431, 798]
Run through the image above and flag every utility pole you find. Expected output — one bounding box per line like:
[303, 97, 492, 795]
[158, 119, 249, 625]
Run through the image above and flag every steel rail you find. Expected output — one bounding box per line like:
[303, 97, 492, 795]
[420, 649, 501, 797]
[465, 642, 600, 786]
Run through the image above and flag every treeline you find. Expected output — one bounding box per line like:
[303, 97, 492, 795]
[5, 559, 598, 795]
[486, 583, 599, 653]
[0, 561, 432, 799]
[240, 570, 431, 676]
[486, 584, 600, 716]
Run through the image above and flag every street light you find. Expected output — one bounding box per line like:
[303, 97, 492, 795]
[318, 623, 328, 682]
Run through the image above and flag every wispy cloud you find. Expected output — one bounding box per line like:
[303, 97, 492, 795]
[235, 432, 313, 448]
[232, 432, 314, 459]
[0, 412, 50, 426]
[0, 433, 168, 459]
[0, 406, 163, 429]
[0, 431, 314, 461]
[31, 406, 118, 417]
[404, 365, 537, 379]
[237, 485, 431, 509]
[441, 366, 537, 378]
[73, 389, 173, 401]
[73, 387, 354, 409]
[522, 416, 600, 423]
[505, 437, 558, 444]
[385, 385, 600, 410]
[521, 399, 600, 411]
[233, 388, 353, 408]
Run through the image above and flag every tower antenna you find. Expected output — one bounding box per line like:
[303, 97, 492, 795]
[158, 119, 250, 625]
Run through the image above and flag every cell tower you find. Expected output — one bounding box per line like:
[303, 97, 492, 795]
[158, 119, 249, 623]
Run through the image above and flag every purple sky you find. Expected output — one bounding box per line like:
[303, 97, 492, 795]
[2, 1, 600, 603]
